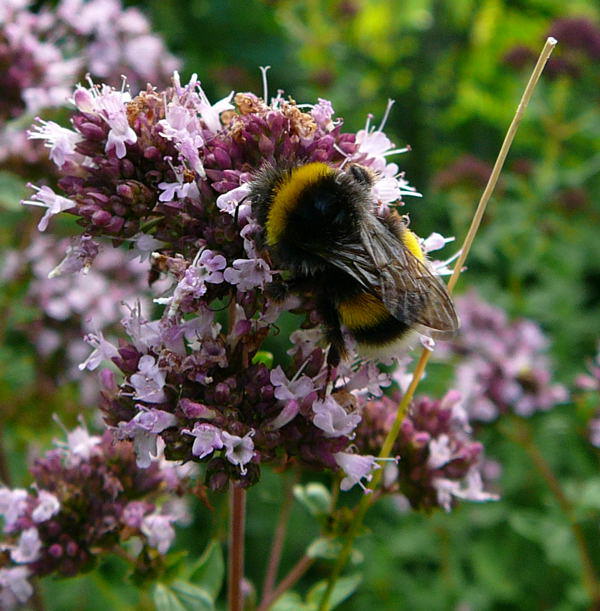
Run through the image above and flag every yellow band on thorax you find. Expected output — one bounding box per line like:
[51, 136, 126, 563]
[266, 162, 334, 246]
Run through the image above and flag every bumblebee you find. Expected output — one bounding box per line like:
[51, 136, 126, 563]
[250, 161, 459, 364]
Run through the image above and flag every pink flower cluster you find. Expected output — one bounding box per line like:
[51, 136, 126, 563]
[438, 291, 567, 421]
[355, 391, 496, 510]
[0, 426, 189, 607]
[22, 74, 413, 490]
[0, 0, 179, 168]
[22, 72, 493, 511]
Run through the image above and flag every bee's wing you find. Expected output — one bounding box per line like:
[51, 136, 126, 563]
[362, 217, 459, 336]
[312, 216, 459, 336]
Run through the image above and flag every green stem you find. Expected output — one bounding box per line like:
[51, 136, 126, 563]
[317, 37, 558, 611]
[139, 216, 163, 234]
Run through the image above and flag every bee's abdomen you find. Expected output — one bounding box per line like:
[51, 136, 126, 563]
[337, 292, 411, 347]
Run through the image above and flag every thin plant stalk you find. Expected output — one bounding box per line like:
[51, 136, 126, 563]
[261, 473, 297, 602]
[257, 554, 314, 611]
[228, 485, 246, 611]
[506, 416, 600, 604]
[317, 37, 558, 611]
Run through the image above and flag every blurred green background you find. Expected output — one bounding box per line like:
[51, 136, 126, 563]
[2, 0, 600, 609]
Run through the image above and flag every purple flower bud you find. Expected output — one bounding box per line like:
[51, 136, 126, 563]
[100, 369, 117, 392]
[105, 216, 125, 233]
[214, 382, 231, 405]
[48, 544, 63, 559]
[45, 521, 61, 537]
[179, 398, 215, 419]
[116, 183, 134, 200]
[78, 122, 107, 141]
[143, 146, 162, 160]
[91, 210, 112, 226]
[258, 134, 275, 157]
[65, 541, 78, 558]
[213, 146, 232, 168]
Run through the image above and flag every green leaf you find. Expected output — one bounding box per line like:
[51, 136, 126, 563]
[271, 591, 312, 611]
[307, 537, 339, 560]
[171, 581, 214, 610]
[251, 350, 274, 367]
[306, 574, 362, 609]
[569, 477, 600, 512]
[0, 171, 27, 210]
[153, 584, 187, 611]
[188, 539, 224, 600]
[293, 482, 332, 517]
[306, 537, 363, 565]
[153, 581, 214, 611]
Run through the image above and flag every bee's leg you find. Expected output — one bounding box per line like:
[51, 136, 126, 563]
[327, 345, 341, 369]
[233, 194, 250, 226]
[316, 295, 347, 394]
[266, 273, 318, 303]
[320, 305, 346, 365]
[264, 278, 290, 303]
